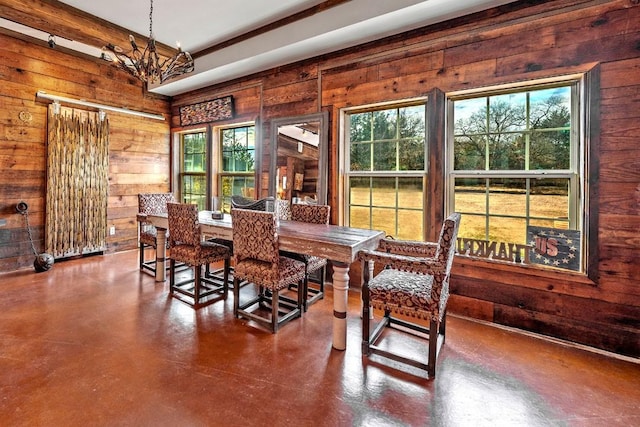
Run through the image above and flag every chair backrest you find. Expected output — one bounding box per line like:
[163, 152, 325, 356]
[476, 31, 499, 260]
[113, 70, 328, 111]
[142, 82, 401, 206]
[291, 204, 330, 225]
[276, 199, 292, 221]
[231, 208, 279, 265]
[435, 212, 461, 267]
[303, 195, 318, 205]
[138, 193, 176, 215]
[433, 212, 461, 315]
[231, 195, 275, 211]
[167, 203, 201, 247]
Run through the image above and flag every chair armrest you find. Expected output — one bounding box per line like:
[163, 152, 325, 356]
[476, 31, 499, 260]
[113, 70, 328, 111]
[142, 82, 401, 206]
[359, 250, 445, 277]
[378, 238, 438, 257]
[136, 213, 148, 222]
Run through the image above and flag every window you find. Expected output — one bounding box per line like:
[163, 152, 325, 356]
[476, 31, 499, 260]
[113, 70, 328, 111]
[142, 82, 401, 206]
[219, 125, 256, 211]
[344, 102, 427, 240]
[175, 124, 256, 212]
[448, 79, 587, 272]
[179, 130, 208, 209]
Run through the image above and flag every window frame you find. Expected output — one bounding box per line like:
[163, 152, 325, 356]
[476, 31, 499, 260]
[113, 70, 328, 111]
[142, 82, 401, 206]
[341, 97, 429, 240]
[176, 128, 209, 210]
[215, 122, 257, 212]
[445, 72, 598, 279]
[172, 121, 258, 213]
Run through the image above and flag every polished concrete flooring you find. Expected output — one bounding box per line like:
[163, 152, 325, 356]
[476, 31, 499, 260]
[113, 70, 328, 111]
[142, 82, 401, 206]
[1, 250, 639, 427]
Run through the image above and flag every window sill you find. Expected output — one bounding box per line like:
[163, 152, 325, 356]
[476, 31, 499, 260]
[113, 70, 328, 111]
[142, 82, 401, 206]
[452, 254, 597, 287]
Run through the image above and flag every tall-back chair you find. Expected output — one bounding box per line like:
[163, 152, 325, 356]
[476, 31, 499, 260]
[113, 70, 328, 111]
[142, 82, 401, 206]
[137, 193, 176, 276]
[359, 212, 461, 378]
[231, 208, 306, 333]
[230, 195, 275, 211]
[275, 198, 292, 220]
[288, 203, 331, 310]
[167, 203, 231, 308]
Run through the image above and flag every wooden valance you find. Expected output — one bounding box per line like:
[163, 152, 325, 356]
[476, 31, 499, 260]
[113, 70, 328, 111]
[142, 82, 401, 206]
[179, 96, 234, 126]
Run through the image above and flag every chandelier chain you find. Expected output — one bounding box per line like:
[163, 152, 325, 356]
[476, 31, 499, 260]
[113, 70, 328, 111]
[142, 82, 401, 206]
[149, 0, 153, 37]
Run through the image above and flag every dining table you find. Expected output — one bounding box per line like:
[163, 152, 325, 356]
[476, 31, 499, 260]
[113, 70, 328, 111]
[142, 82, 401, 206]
[137, 210, 385, 351]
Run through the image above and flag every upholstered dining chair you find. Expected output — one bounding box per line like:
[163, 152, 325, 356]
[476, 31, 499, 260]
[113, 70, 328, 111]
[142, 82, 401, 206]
[167, 203, 231, 308]
[137, 193, 177, 276]
[231, 208, 306, 333]
[206, 195, 275, 285]
[287, 203, 331, 311]
[358, 212, 461, 378]
[275, 198, 292, 221]
[230, 195, 275, 211]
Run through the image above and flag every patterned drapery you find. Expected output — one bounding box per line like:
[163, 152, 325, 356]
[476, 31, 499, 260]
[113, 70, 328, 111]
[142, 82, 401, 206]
[46, 104, 109, 258]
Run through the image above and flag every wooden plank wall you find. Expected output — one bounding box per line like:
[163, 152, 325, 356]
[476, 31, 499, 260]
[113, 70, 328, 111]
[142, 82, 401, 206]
[0, 32, 171, 271]
[171, 0, 640, 356]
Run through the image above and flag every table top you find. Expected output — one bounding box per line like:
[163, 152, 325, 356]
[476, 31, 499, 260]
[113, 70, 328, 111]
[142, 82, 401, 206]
[142, 211, 385, 265]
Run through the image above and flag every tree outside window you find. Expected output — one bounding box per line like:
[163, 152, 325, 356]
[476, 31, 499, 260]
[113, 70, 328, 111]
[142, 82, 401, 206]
[346, 103, 427, 240]
[449, 83, 585, 271]
[180, 131, 207, 210]
[220, 126, 255, 212]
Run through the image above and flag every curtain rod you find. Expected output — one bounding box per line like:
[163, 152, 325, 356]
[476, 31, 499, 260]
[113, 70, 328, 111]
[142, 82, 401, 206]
[36, 91, 165, 121]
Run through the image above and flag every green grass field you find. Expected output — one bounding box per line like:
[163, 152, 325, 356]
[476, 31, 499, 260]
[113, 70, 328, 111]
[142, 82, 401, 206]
[349, 187, 568, 243]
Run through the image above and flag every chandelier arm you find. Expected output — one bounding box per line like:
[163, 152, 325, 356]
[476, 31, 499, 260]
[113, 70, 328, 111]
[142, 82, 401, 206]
[101, 0, 194, 86]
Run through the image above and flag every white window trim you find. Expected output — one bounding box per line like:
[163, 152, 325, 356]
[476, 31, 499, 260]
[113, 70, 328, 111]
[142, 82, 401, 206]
[445, 74, 588, 272]
[214, 121, 257, 203]
[340, 97, 428, 233]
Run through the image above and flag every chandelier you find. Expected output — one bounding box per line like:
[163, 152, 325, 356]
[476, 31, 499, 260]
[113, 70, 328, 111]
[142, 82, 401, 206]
[102, 0, 194, 86]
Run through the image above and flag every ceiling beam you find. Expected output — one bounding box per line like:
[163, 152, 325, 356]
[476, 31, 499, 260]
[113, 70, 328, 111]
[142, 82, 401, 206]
[0, 0, 177, 58]
[193, 0, 353, 58]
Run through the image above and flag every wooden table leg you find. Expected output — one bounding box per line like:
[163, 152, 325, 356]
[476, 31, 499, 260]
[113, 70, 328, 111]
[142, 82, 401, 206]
[331, 261, 349, 350]
[155, 228, 167, 282]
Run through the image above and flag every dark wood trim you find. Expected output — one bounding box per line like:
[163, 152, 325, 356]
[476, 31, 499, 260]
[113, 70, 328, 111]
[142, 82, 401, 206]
[584, 64, 601, 284]
[427, 87, 446, 242]
[193, 0, 353, 58]
[0, 0, 178, 58]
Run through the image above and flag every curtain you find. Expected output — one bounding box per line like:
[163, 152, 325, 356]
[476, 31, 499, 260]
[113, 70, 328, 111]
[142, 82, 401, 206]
[46, 104, 109, 258]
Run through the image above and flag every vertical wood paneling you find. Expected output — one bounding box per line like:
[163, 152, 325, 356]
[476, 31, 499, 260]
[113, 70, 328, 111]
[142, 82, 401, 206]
[1, 0, 637, 357]
[0, 32, 170, 271]
[166, 0, 639, 356]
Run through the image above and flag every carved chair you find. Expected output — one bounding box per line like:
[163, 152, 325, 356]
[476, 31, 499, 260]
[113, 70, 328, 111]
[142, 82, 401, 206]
[137, 193, 177, 276]
[230, 195, 275, 211]
[231, 208, 306, 333]
[167, 203, 231, 308]
[285, 203, 331, 311]
[275, 198, 292, 221]
[359, 212, 461, 378]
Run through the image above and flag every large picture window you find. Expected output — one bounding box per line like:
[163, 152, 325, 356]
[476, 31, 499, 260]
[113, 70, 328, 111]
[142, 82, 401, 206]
[448, 79, 587, 272]
[175, 123, 256, 212]
[179, 130, 208, 209]
[344, 102, 427, 240]
[219, 125, 256, 211]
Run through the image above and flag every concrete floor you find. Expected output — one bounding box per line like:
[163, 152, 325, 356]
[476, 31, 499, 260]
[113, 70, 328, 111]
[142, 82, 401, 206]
[1, 250, 639, 426]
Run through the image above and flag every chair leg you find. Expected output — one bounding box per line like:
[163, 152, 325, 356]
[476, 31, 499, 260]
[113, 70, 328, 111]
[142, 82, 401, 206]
[271, 289, 279, 333]
[139, 242, 145, 271]
[428, 318, 438, 378]
[302, 265, 326, 310]
[361, 261, 371, 355]
[223, 258, 230, 297]
[233, 277, 240, 318]
[319, 266, 325, 296]
[297, 279, 304, 311]
[194, 264, 202, 307]
[169, 258, 176, 294]
[302, 274, 309, 312]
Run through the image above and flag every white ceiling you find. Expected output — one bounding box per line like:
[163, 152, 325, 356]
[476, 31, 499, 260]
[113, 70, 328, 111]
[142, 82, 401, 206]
[52, 0, 517, 96]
